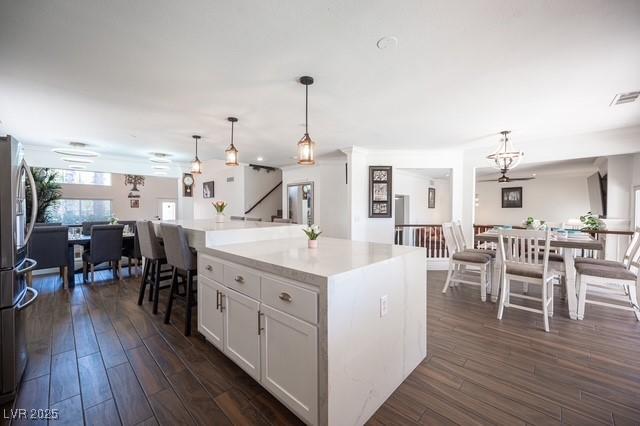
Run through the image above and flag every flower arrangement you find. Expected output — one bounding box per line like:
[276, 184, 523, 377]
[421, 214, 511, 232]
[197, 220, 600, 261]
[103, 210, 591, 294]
[213, 201, 228, 213]
[303, 224, 322, 248]
[579, 211, 605, 231]
[109, 216, 119, 225]
[523, 217, 545, 230]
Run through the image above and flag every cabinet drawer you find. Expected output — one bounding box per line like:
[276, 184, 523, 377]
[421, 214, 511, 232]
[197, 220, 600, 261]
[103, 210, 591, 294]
[262, 276, 317, 324]
[199, 254, 224, 283]
[223, 264, 260, 299]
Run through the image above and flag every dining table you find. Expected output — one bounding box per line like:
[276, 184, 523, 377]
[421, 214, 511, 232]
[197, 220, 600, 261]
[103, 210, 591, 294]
[66, 232, 135, 287]
[475, 229, 604, 319]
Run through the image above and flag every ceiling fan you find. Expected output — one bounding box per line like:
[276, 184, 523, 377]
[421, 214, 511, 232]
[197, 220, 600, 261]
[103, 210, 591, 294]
[478, 170, 536, 183]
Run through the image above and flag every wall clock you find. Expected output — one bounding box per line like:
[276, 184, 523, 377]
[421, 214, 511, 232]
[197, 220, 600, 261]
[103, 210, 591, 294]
[183, 173, 194, 197]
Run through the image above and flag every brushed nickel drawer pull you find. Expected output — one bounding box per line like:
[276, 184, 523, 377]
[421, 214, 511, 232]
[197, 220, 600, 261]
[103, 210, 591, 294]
[279, 292, 292, 303]
[216, 290, 221, 310]
[206, 265, 213, 272]
[234, 275, 244, 283]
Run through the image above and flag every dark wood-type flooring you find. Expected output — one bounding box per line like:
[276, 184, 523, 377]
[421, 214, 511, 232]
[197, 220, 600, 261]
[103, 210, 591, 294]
[3, 269, 640, 425]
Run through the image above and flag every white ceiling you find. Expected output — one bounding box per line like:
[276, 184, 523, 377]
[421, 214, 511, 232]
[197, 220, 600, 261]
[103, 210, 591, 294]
[1, 0, 639, 168]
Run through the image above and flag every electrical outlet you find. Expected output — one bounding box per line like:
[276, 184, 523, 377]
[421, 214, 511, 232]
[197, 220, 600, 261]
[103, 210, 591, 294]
[380, 295, 388, 317]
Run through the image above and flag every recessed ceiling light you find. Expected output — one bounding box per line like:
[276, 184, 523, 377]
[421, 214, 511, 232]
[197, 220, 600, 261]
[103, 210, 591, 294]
[62, 157, 94, 164]
[532, 173, 537, 177]
[153, 171, 167, 176]
[150, 153, 171, 163]
[53, 142, 99, 157]
[68, 165, 86, 170]
[376, 36, 398, 50]
[152, 165, 170, 170]
[256, 156, 264, 162]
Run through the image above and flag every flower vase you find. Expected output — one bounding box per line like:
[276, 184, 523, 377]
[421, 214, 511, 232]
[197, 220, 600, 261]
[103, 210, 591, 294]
[216, 213, 225, 223]
[308, 239, 318, 249]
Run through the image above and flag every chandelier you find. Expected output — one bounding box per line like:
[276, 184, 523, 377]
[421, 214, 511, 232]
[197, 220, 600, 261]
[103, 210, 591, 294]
[486, 130, 523, 172]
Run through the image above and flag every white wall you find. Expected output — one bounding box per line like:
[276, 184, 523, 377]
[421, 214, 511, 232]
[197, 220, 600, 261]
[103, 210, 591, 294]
[607, 155, 634, 222]
[244, 167, 282, 221]
[475, 176, 590, 226]
[191, 159, 245, 219]
[394, 170, 451, 225]
[282, 159, 349, 239]
[58, 172, 178, 221]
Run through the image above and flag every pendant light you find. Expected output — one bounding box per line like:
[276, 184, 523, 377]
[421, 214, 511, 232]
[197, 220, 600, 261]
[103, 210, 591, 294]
[486, 130, 524, 173]
[190, 135, 202, 174]
[225, 117, 239, 166]
[297, 76, 315, 165]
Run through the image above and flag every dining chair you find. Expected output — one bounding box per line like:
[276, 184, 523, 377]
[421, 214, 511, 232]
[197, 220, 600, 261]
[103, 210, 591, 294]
[161, 223, 198, 336]
[576, 232, 640, 321]
[136, 221, 171, 314]
[81, 221, 110, 236]
[121, 221, 142, 277]
[497, 229, 558, 332]
[442, 222, 492, 302]
[230, 216, 245, 221]
[575, 228, 640, 269]
[273, 218, 293, 223]
[27, 226, 69, 287]
[245, 217, 262, 222]
[453, 221, 496, 259]
[82, 225, 124, 282]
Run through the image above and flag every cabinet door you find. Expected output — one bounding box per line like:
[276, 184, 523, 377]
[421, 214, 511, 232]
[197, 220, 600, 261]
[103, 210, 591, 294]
[260, 304, 318, 425]
[198, 276, 225, 350]
[223, 288, 261, 380]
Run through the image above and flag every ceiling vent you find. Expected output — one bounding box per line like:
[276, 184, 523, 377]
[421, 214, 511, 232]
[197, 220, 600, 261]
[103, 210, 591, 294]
[610, 91, 640, 106]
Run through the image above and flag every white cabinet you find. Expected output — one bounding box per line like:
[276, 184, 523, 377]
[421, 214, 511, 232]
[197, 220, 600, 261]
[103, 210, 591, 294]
[223, 287, 262, 381]
[198, 276, 225, 351]
[260, 304, 318, 425]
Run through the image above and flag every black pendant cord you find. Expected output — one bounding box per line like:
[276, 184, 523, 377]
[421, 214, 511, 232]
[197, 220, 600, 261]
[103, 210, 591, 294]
[305, 84, 309, 135]
[195, 138, 198, 159]
[231, 120, 235, 147]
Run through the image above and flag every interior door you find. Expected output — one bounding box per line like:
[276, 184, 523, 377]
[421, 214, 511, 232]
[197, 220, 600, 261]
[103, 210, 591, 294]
[260, 304, 317, 425]
[198, 276, 225, 350]
[158, 199, 177, 221]
[223, 288, 261, 380]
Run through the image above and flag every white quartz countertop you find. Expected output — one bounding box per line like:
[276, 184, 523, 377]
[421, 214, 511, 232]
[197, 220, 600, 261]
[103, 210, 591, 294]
[155, 219, 300, 232]
[201, 237, 424, 282]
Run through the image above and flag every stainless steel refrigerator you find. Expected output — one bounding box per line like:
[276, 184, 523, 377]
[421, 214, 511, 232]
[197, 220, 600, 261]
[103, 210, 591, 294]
[0, 135, 38, 404]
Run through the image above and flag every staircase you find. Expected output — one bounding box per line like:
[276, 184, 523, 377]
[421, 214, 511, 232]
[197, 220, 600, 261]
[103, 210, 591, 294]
[244, 181, 282, 218]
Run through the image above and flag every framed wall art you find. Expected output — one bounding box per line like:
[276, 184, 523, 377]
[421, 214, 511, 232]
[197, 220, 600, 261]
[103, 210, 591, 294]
[203, 181, 214, 199]
[501, 187, 523, 208]
[428, 187, 436, 209]
[369, 166, 392, 218]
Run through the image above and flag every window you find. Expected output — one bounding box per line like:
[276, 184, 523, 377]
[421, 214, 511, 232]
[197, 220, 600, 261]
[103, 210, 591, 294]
[49, 199, 112, 225]
[53, 169, 112, 186]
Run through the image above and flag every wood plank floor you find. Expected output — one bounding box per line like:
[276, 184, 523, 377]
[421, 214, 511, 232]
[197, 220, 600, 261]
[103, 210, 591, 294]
[3, 269, 640, 425]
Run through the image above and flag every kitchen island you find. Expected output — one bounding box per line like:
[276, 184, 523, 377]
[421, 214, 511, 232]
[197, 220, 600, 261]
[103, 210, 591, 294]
[197, 237, 427, 425]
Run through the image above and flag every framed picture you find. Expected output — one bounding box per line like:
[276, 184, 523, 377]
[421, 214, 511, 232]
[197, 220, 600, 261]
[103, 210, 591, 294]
[369, 166, 392, 218]
[428, 187, 436, 209]
[203, 181, 214, 199]
[502, 187, 523, 208]
[130, 199, 140, 209]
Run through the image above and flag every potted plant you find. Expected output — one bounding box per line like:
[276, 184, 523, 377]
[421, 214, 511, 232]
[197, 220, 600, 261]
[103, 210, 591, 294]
[109, 216, 119, 225]
[303, 224, 322, 248]
[579, 212, 605, 232]
[523, 217, 546, 230]
[25, 167, 62, 223]
[213, 201, 228, 223]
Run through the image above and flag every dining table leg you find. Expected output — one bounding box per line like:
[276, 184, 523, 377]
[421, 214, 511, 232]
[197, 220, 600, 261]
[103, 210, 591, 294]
[66, 244, 75, 288]
[563, 248, 578, 319]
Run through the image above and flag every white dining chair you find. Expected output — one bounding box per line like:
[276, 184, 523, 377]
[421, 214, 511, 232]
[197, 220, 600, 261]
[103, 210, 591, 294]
[442, 222, 492, 302]
[497, 229, 558, 332]
[576, 233, 640, 321]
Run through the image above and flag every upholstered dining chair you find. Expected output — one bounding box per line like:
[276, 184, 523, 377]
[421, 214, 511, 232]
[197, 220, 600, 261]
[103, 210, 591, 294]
[27, 226, 69, 286]
[121, 221, 142, 277]
[82, 225, 124, 282]
[575, 228, 640, 269]
[81, 221, 110, 236]
[161, 223, 198, 336]
[442, 222, 492, 302]
[496, 229, 558, 332]
[576, 230, 640, 321]
[136, 221, 170, 314]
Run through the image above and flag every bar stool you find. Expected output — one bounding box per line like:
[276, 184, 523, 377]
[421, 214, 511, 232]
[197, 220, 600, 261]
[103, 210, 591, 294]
[160, 223, 198, 336]
[136, 221, 171, 314]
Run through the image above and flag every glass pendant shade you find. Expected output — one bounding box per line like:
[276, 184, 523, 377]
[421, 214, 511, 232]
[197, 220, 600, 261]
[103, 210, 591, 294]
[297, 133, 315, 165]
[487, 131, 523, 172]
[225, 144, 239, 166]
[190, 135, 202, 174]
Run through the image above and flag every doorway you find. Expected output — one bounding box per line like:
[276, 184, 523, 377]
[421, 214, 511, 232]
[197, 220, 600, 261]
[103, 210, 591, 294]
[394, 195, 409, 225]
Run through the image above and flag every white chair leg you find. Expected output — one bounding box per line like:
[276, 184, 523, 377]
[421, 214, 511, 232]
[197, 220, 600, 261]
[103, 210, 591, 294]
[547, 280, 554, 317]
[542, 280, 550, 332]
[480, 265, 487, 302]
[627, 285, 640, 321]
[497, 274, 508, 320]
[577, 273, 587, 320]
[442, 261, 454, 294]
